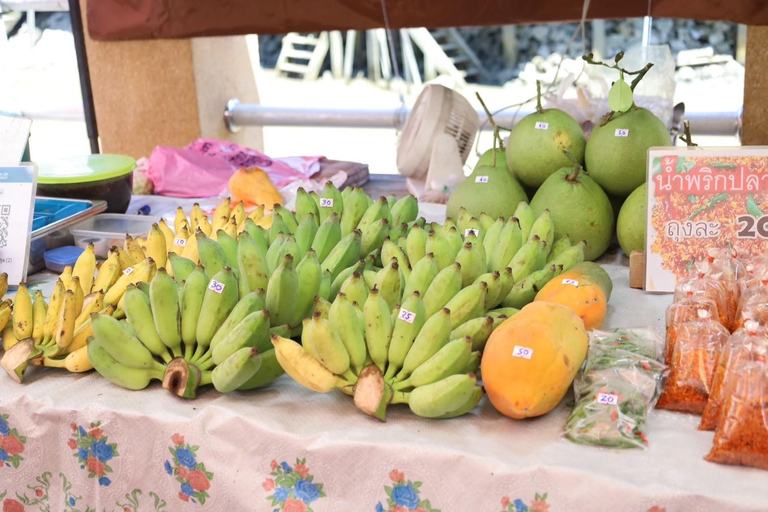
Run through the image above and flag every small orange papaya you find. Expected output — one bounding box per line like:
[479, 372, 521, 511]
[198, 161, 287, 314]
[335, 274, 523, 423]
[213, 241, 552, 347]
[228, 166, 283, 211]
[534, 262, 612, 330]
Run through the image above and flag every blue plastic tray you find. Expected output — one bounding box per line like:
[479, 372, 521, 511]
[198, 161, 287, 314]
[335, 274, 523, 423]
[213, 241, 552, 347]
[32, 198, 90, 231]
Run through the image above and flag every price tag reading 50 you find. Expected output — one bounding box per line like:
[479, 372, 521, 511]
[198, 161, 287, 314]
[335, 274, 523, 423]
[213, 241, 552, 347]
[398, 308, 416, 324]
[597, 393, 619, 405]
[320, 198, 334, 208]
[512, 346, 533, 359]
[208, 279, 226, 294]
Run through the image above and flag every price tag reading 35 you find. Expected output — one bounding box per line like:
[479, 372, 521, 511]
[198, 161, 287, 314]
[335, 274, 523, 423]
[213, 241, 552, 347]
[320, 198, 334, 208]
[398, 308, 416, 324]
[597, 393, 619, 405]
[208, 280, 226, 294]
[512, 346, 533, 359]
[475, 176, 489, 183]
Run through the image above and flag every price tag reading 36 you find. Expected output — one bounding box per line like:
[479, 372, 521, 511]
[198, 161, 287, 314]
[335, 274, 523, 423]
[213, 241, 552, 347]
[597, 393, 619, 405]
[512, 346, 533, 359]
[398, 308, 416, 324]
[208, 279, 226, 294]
[320, 198, 334, 208]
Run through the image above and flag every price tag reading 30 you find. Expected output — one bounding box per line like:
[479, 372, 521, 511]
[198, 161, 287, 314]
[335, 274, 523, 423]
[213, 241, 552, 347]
[398, 308, 416, 324]
[320, 198, 334, 208]
[475, 176, 489, 183]
[614, 128, 630, 137]
[512, 346, 533, 359]
[535, 122, 549, 130]
[464, 228, 479, 237]
[173, 238, 187, 247]
[208, 279, 226, 294]
[597, 393, 619, 405]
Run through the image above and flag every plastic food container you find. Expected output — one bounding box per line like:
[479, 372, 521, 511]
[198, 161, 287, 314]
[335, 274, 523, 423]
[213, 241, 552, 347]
[44, 246, 84, 273]
[69, 213, 161, 258]
[36, 155, 136, 213]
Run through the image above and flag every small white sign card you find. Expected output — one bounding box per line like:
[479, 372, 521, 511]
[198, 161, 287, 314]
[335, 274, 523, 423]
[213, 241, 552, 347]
[0, 113, 32, 166]
[0, 165, 37, 285]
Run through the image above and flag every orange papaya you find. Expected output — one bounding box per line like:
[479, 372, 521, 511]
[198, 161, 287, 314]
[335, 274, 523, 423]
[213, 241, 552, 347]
[534, 262, 612, 330]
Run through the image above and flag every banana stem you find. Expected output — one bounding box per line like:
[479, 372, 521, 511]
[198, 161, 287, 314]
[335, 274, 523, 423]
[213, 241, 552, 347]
[391, 391, 410, 404]
[341, 369, 359, 385]
[392, 377, 412, 391]
[184, 343, 195, 362]
[199, 371, 213, 386]
[196, 358, 216, 372]
[160, 350, 173, 364]
[42, 357, 66, 369]
[190, 344, 206, 363]
[383, 364, 399, 382]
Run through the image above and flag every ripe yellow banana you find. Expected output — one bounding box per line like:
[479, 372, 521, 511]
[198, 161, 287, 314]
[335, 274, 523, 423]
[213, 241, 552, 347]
[42, 279, 65, 345]
[68, 276, 85, 316]
[174, 206, 188, 234]
[72, 243, 96, 295]
[92, 252, 121, 293]
[124, 234, 145, 263]
[59, 266, 73, 289]
[158, 219, 175, 248]
[170, 224, 191, 256]
[31, 290, 47, 343]
[2, 322, 19, 351]
[271, 334, 346, 393]
[43, 344, 93, 372]
[65, 319, 94, 353]
[0, 301, 11, 333]
[0, 272, 7, 298]
[181, 228, 201, 264]
[12, 283, 33, 339]
[55, 290, 78, 349]
[145, 223, 167, 269]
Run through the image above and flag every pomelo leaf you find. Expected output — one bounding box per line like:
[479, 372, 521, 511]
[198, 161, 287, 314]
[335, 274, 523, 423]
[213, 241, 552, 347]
[608, 77, 633, 113]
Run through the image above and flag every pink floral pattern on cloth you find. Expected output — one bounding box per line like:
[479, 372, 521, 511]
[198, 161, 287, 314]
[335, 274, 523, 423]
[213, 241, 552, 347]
[263, 458, 326, 511]
[68, 422, 118, 487]
[499, 492, 550, 512]
[375, 470, 439, 512]
[0, 414, 26, 469]
[164, 434, 213, 506]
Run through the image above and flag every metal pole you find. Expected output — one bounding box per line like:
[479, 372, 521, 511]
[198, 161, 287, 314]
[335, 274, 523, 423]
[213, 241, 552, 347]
[68, 0, 100, 154]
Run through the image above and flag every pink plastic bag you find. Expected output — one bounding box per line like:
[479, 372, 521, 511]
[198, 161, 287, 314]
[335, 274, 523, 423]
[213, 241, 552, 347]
[146, 138, 323, 198]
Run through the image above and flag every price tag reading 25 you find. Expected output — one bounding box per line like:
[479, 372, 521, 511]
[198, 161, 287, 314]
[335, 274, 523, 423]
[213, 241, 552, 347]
[398, 308, 416, 324]
[208, 279, 226, 294]
[512, 346, 533, 359]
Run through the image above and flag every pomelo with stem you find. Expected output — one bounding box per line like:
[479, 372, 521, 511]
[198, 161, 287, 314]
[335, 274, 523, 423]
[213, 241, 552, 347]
[617, 182, 646, 256]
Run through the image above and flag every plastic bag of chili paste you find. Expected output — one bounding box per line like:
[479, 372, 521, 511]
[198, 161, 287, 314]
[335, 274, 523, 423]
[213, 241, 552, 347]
[675, 274, 730, 329]
[665, 295, 720, 366]
[706, 361, 768, 470]
[700, 323, 768, 431]
[689, 259, 740, 329]
[657, 309, 729, 414]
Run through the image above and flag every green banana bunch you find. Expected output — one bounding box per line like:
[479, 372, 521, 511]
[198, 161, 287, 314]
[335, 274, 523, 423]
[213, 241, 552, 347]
[340, 187, 369, 236]
[195, 267, 239, 353]
[295, 187, 320, 222]
[318, 181, 344, 223]
[422, 262, 463, 317]
[322, 230, 362, 280]
[328, 293, 367, 374]
[291, 250, 322, 327]
[311, 212, 342, 264]
[407, 373, 481, 419]
[489, 217, 522, 272]
[514, 201, 536, 242]
[265, 254, 299, 327]
[405, 225, 428, 265]
[180, 265, 209, 359]
[88, 336, 164, 390]
[384, 291, 426, 380]
[123, 284, 173, 363]
[393, 336, 473, 391]
[150, 268, 183, 359]
[211, 347, 263, 393]
[236, 348, 285, 390]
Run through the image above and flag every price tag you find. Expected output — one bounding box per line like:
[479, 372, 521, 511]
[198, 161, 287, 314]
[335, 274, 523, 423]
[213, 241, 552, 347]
[320, 198, 334, 208]
[475, 176, 489, 183]
[512, 346, 533, 359]
[398, 308, 416, 324]
[535, 122, 549, 130]
[173, 238, 187, 247]
[597, 393, 619, 405]
[0, 164, 37, 285]
[614, 128, 630, 137]
[208, 279, 226, 294]
[464, 228, 479, 237]
[123, 267, 134, 275]
[561, 278, 579, 287]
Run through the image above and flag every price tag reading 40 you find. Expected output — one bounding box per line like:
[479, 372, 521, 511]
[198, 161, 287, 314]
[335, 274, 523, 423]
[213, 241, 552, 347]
[398, 308, 416, 324]
[512, 346, 533, 359]
[597, 393, 619, 405]
[475, 176, 489, 183]
[534, 122, 549, 130]
[208, 279, 226, 294]
[320, 198, 334, 208]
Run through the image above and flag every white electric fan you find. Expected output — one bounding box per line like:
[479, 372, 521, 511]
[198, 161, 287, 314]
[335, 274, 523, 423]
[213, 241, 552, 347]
[396, 84, 479, 203]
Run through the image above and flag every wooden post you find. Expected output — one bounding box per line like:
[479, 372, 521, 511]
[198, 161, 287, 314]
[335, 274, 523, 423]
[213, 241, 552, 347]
[742, 26, 768, 145]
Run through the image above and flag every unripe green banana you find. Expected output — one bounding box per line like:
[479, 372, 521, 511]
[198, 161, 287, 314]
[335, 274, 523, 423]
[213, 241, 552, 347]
[442, 226, 464, 258]
[464, 231, 486, 268]
[363, 270, 378, 290]
[237, 232, 269, 295]
[340, 187, 370, 236]
[474, 271, 501, 309]
[91, 314, 159, 369]
[394, 336, 472, 390]
[212, 310, 271, 365]
[319, 270, 332, 301]
[528, 209, 554, 250]
[269, 213, 291, 244]
[384, 291, 426, 380]
[329, 293, 367, 374]
[295, 187, 320, 223]
[168, 253, 196, 282]
[397, 307, 452, 381]
[436, 385, 484, 418]
[309, 190, 322, 211]
[273, 204, 298, 234]
[269, 323, 292, 338]
[361, 217, 390, 255]
[487, 307, 519, 320]
[266, 254, 299, 326]
[502, 264, 561, 308]
[212, 347, 263, 393]
[547, 234, 572, 263]
[311, 212, 342, 264]
[422, 262, 463, 317]
[290, 249, 323, 327]
[390, 194, 419, 227]
[546, 240, 586, 273]
[180, 265, 209, 357]
[405, 225, 429, 265]
[322, 230, 362, 281]
[381, 238, 410, 275]
[275, 234, 301, 268]
[149, 268, 182, 356]
[413, 217, 427, 230]
[237, 348, 285, 390]
[88, 336, 164, 390]
[196, 231, 228, 278]
[266, 232, 285, 271]
[464, 217, 485, 242]
[195, 267, 239, 349]
[455, 242, 485, 287]
[312, 295, 332, 319]
[318, 181, 344, 224]
[295, 213, 319, 255]
[330, 260, 366, 301]
[444, 281, 487, 329]
[514, 201, 535, 241]
[450, 315, 495, 351]
[357, 196, 391, 234]
[402, 253, 438, 299]
[426, 231, 455, 271]
[338, 271, 369, 309]
[242, 218, 269, 255]
[533, 238, 549, 271]
[483, 217, 506, 269]
[209, 290, 267, 351]
[389, 223, 408, 244]
[374, 260, 405, 311]
[363, 287, 392, 372]
[123, 284, 172, 363]
[510, 236, 541, 282]
[489, 217, 523, 272]
[215, 230, 239, 268]
[302, 312, 351, 375]
[461, 350, 481, 375]
[455, 207, 472, 235]
[478, 213, 495, 232]
[408, 373, 479, 418]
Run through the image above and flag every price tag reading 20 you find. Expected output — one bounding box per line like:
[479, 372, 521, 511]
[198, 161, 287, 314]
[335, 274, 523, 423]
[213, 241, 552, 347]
[597, 393, 619, 405]
[398, 308, 416, 324]
[208, 279, 226, 294]
[512, 346, 533, 359]
[320, 198, 334, 208]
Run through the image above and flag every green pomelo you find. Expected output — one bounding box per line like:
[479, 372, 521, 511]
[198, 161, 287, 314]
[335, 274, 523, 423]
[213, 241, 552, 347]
[617, 182, 646, 256]
[585, 107, 670, 197]
[569, 261, 613, 300]
[507, 108, 586, 188]
[530, 166, 614, 261]
[446, 150, 528, 221]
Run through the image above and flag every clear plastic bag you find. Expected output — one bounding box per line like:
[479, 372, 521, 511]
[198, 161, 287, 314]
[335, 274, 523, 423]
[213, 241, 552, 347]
[675, 274, 730, 329]
[690, 260, 740, 329]
[705, 361, 768, 470]
[657, 311, 730, 414]
[665, 296, 720, 366]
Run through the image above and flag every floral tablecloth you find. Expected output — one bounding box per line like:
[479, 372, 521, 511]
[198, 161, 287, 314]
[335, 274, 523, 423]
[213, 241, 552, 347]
[3, 247, 768, 512]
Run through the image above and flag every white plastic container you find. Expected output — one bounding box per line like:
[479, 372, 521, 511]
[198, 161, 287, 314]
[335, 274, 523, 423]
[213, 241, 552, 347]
[69, 213, 161, 258]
